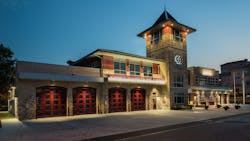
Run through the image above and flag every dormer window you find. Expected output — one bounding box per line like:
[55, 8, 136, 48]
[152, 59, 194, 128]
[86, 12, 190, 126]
[173, 29, 182, 42]
[151, 30, 162, 44]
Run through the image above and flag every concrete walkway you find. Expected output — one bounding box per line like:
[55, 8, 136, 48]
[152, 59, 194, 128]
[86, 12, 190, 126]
[1, 106, 250, 141]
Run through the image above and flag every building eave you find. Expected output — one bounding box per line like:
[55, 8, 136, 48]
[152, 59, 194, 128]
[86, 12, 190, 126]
[137, 20, 196, 38]
[71, 49, 165, 66]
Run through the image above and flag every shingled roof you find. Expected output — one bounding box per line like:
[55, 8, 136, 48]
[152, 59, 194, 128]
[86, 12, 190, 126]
[152, 10, 177, 26]
[137, 9, 196, 37]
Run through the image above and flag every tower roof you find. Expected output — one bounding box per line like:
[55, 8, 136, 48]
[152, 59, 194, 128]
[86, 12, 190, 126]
[152, 10, 177, 26]
[138, 10, 196, 37]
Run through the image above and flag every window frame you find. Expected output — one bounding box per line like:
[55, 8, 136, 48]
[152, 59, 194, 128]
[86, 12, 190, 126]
[114, 60, 126, 75]
[173, 29, 183, 42]
[174, 93, 184, 104]
[151, 30, 162, 44]
[143, 66, 152, 77]
[173, 74, 184, 87]
[130, 63, 140, 76]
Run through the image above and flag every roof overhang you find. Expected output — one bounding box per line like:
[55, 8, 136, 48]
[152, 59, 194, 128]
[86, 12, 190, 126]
[18, 72, 104, 83]
[107, 76, 166, 85]
[189, 86, 233, 92]
[138, 20, 196, 38]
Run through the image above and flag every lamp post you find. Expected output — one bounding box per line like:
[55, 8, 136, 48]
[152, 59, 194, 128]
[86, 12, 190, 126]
[233, 72, 236, 104]
[242, 70, 246, 104]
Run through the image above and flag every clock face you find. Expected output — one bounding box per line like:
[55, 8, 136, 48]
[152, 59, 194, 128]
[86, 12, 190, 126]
[174, 55, 182, 65]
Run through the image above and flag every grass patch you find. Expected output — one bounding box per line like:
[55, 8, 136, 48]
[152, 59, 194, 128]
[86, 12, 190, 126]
[0, 112, 14, 120]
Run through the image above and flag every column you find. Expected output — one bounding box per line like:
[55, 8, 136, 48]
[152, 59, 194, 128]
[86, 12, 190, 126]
[197, 91, 200, 106]
[67, 86, 73, 116]
[217, 93, 220, 105]
[221, 94, 224, 105]
[227, 94, 230, 104]
[126, 88, 131, 112]
[146, 87, 151, 110]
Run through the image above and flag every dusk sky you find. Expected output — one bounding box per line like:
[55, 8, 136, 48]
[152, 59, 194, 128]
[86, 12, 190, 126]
[0, 0, 250, 70]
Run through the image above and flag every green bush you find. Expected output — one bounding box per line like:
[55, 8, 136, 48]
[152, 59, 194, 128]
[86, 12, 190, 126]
[205, 105, 209, 110]
[235, 105, 241, 109]
[223, 106, 230, 111]
[171, 104, 182, 110]
[186, 105, 193, 110]
[216, 105, 221, 108]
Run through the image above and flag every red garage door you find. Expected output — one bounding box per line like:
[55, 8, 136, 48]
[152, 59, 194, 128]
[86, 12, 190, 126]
[109, 88, 126, 113]
[36, 86, 66, 118]
[73, 87, 96, 115]
[131, 88, 146, 111]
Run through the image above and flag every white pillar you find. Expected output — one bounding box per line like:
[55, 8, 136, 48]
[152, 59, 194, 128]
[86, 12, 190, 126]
[127, 88, 131, 112]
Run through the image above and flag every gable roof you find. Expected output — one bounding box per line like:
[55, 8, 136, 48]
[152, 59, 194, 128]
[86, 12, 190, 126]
[71, 49, 164, 66]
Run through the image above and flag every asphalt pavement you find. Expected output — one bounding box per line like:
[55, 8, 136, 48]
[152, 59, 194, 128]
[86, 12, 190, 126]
[116, 113, 250, 141]
[1, 105, 250, 141]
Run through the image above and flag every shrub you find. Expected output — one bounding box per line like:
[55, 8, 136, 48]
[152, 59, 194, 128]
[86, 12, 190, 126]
[171, 104, 182, 110]
[185, 105, 193, 110]
[223, 106, 230, 111]
[205, 105, 209, 110]
[216, 105, 221, 108]
[235, 105, 241, 109]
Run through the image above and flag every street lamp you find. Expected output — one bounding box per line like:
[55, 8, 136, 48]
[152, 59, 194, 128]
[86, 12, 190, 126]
[233, 72, 236, 104]
[242, 70, 246, 104]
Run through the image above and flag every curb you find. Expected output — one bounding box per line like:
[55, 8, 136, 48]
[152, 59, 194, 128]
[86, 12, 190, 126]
[82, 112, 250, 141]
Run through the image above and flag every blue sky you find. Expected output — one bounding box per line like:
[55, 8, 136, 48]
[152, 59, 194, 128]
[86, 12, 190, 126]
[0, 0, 250, 70]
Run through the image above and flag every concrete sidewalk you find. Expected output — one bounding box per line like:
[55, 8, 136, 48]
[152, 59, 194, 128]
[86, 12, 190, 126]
[1, 106, 250, 141]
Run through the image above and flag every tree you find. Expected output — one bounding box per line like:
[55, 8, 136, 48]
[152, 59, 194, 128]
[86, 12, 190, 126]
[0, 44, 15, 95]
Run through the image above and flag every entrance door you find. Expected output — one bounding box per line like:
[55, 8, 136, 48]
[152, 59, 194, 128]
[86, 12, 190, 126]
[36, 86, 66, 118]
[109, 88, 126, 113]
[131, 88, 146, 111]
[73, 87, 96, 115]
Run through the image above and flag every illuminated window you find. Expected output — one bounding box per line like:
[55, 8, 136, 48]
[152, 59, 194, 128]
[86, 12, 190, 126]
[114, 60, 126, 74]
[173, 29, 182, 42]
[130, 63, 140, 76]
[174, 93, 184, 104]
[173, 74, 183, 87]
[151, 30, 162, 44]
[144, 66, 152, 77]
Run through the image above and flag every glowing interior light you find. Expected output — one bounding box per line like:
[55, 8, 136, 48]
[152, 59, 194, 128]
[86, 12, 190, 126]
[202, 69, 213, 76]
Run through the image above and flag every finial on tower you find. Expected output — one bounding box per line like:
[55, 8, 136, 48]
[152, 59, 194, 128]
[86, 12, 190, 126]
[164, 0, 167, 12]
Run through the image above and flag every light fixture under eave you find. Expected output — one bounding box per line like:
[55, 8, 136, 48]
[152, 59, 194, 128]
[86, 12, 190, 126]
[162, 24, 165, 27]
[51, 80, 56, 86]
[171, 23, 174, 26]
[144, 34, 147, 39]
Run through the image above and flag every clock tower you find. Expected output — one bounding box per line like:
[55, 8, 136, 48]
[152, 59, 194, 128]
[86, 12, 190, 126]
[138, 9, 196, 106]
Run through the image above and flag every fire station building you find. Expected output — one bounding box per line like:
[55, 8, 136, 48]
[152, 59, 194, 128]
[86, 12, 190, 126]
[12, 9, 196, 120]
